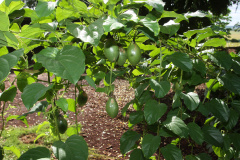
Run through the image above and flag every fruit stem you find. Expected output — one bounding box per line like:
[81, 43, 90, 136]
[74, 85, 79, 135]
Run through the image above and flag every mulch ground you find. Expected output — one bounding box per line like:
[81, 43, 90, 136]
[0, 73, 216, 159]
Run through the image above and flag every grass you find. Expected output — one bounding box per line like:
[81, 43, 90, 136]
[226, 31, 240, 47]
[0, 122, 115, 160]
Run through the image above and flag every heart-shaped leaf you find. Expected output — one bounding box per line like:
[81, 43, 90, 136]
[180, 92, 200, 111]
[120, 130, 141, 154]
[202, 125, 224, 147]
[18, 147, 50, 160]
[166, 52, 192, 71]
[52, 135, 88, 160]
[161, 144, 182, 160]
[21, 83, 53, 110]
[163, 116, 189, 138]
[0, 85, 17, 102]
[36, 45, 85, 85]
[142, 134, 161, 158]
[187, 122, 204, 145]
[150, 79, 170, 98]
[144, 100, 167, 125]
[0, 49, 23, 82]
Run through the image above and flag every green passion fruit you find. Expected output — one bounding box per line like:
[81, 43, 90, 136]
[77, 90, 88, 106]
[106, 97, 119, 118]
[117, 47, 128, 66]
[127, 42, 141, 66]
[104, 39, 119, 62]
[57, 116, 68, 134]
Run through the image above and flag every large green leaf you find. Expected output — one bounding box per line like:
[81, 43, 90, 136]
[204, 98, 229, 122]
[161, 144, 182, 160]
[0, 85, 17, 102]
[118, 9, 139, 23]
[18, 147, 50, 160]
[52, 135, 88, 160]
[160, 20, 180, 36]
[202, 125, 224, 147]
[103, 16, 124, 32]
[203, 38, 226, 47]
[140, 16, 160, 36]
[144, 100, 167, 125]
[129, 149, 145, 160]
[21, 83, 53, 110]
[0, 11, 9, 31]
[120, 130, 141, 154]
[187, 122, 204, 145]
[35, 1, 56, 18]
[142, 134, 161, 158]
[17, 72, 35, 92]
[180, 92, 200, 111]
[0, 49, 23, 82]
[161, 10, 187, 22]
[56, 98, 68, 112]
[129, 111, 144, 124]
[144, 0, 165, 12]
[0, 31, 18, 48]
[166, 52, 192, 71]
[192, 59, 206, 76]
[212, 51, 232, 70]
[163, 116, 189, 138]
[67, 16, 105, 46]
[0, 0, 24, 15]
[230, 133, 240, 150]
[150, 79, 170, 98]
[224, 109, 239, 130]
[36, 46, 85, 85]
[19, 101, 48, 118]
[219, 73, 240, 95]
[19, 24, 44, 45]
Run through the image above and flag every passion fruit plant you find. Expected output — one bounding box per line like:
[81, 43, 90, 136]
[0, 0, 240, 159]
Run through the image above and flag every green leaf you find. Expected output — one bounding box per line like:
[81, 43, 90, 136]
[144, 100, 167, 125]
[180, 92, 200, 111]
[0, 11, 10, 31]
[67, 98, 75, 112]
[212, 51, 232, 70]
[232, 59, 240, 75]
[166, 52, 192, 71]
[230, 133, 240, 150]
[161, 10, 187, 22]
[36, 46, 85, 85]
[224, 109, 239, 130]
[150, 79, 170, 98]
[231, 100, 240, 112]
[19, 24, 44, 45]
[103, 16, 124, 32]
[17, 72, 35, 92]
[56, 98, 68, 112]
[129, 149, 145, 160]
[185, 155, 198, 160]
[3, 146, 20, 158]
[202, 125, 224, 147]
[163, 116, 189, 138]
[135, 83, 149, 99]
[219, 73, 240, 95]
[83, 75, 96, 89]
[144, 0, 165, 12]
[142, 134, 161, 158]
[121, 100, 134, 117]
[21, 83, 53, 110]
[52, 135, 88, 160]
[0, 0, 24, 15]
[0, 49, 23, 82]
[35, 1, 56, 18]
[66, 126, 81, 137]
[187, 122, 204, 145]
[140, 16, 160, 36]
[204, 98, 229, 122]
[137, 27, 158, 42]
[161, 144, 182, 160]
[119, 9, 139, 23]
[67, 16, 105, 46]
[0, 85, 17, 102]
[18, 147, 50, 160]
[193, 59, 206, 76]
[203, 38, 226, 47]
[129, 111, 144, 124]
[160, 20, 180, 36]
[195, 153, 212, 160]
[120, 130, 141, 154]
[19, 101, 48, 118]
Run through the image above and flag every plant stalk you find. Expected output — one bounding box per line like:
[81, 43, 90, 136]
[0, 102, 6, 137]
[75, 85, 79, 135]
